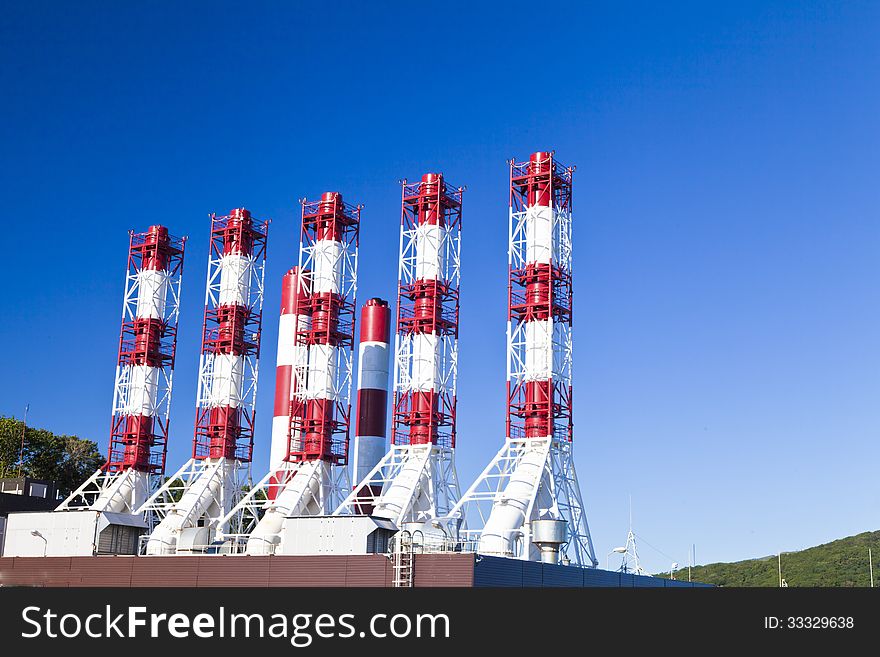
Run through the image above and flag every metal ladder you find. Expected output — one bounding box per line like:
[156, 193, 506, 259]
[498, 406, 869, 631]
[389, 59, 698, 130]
[392, 531, 414, 588]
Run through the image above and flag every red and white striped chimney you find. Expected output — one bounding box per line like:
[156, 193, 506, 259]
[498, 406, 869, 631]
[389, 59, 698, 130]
[520, 152, 555, 440]
[402, 173, 448, 445]
[205, 208, 256, 459]
[302, 192, 347, 459]
[336, 174, 461, 524]
[106, 224, 185, 479]
[353, 298, 391, 488]
[121, 225, 172, 469]
[269, 267, 311, 471]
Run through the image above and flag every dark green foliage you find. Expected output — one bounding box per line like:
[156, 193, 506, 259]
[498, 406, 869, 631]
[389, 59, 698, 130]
[0, 416, 104, 495]
[655, 531, 880, 587]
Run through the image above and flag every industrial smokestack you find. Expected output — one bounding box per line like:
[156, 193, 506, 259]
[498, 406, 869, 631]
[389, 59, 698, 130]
[203, 208, 257, 460]
[116, 225, 173, 474]
[301, 192, 349, 461]
[58, 225, 186, 515]
[140, 209, 268, 556]
[268, 267, 311, 499]
[402, 173, 448, 447]
[352, 298, 391, 511]
[336, 174, 463, 527]
[215, 193, 360, 555]
[518, 152, 555, 440]
[442, 152, 598, 567]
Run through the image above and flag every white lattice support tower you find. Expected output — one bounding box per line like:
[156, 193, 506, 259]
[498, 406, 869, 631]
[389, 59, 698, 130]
[443, 152, 597, 566]
[336, 174, 463, 528]
[139, 209, 268, 554]
[335, 443, 461, 526]
[218, 193, 360, 554]
[59, 226, 186, 516]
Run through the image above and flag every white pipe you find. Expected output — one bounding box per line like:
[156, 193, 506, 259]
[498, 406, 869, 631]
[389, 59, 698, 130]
[478, 195, 555, 556]
[358, 340, 390, 390]
[91, 468, 151, 513]
[218, 254, 251, 306]
[410, 332, 439, 392]
[245, 460, 325, 555]
[303, 238, 342, 404]
[312, 239, 343, 294]
[136, 268, 170, 318]
[478, 444, 548, 556]
[145, 460, 234, 555]
[306, 343, 337, 400]
[415, 223, 444, 280]
[371, 445, 432, 524]
[525, 205, 552, 265]
[523, 320, 552, 381]
[124, 365, 160, 417]
[208, 354, 245, 408]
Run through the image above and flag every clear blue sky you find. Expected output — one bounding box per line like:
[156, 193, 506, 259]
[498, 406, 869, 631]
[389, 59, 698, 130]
[1, 2, 877, 573]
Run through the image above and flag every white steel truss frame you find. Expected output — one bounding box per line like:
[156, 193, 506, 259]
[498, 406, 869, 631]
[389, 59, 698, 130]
[393, 332, 458, 402]
[218, 201, 358, 548]
[116, 266, 180, 438]
[56, 468, 150, 513]
[287, 205, 358, 456]
[398, 222, 461, 290]
[216, 459, 349, 550]
[59, 237, 184, 514]
[195, 249, 265, 421]
[394, 222, 460, 407]
[334, 444, 460, 526]
[138, 217, 267, 539]
[136, 456, 249, 535]
[507, 205, 573, 391]
[447, 437, 597, 566]
[436, 162, 596, 567]
[340, 185, 462, 524]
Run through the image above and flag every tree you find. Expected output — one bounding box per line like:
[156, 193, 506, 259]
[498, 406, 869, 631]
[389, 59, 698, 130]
[0, 416, 22, 478]
[0, 416, 104, 495]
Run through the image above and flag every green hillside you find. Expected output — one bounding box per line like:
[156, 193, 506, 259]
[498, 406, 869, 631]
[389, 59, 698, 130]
[654, 530, 880, 587]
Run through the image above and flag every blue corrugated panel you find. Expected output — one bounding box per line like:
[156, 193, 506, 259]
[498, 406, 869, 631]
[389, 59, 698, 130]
[474, 555, 523, 587]
[633, 574, 665, 587]
[468, 554, 715, 588]
[522, 560, 543, 586]
[541, 562, 583, 587]
[618, 572, 637, 587]
[583, 568, 621, 587]
[665, 578, 714, 587]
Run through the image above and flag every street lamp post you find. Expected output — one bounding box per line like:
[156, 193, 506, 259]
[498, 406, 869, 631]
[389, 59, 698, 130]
[606, 546, 627, 571]
[30, 530, 47, 557]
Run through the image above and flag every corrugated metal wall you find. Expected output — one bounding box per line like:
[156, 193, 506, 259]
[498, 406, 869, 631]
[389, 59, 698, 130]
[0, 555, 395, 587]
[412, 554, 474, 587]
[0, 554, 475, 587]
[0, 554, 708, 588]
